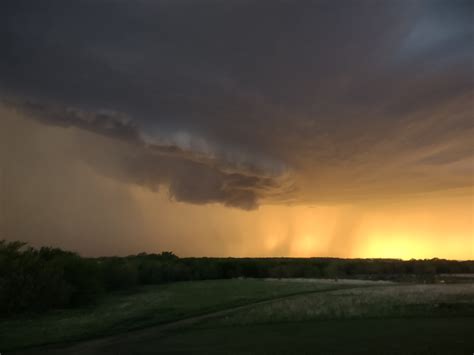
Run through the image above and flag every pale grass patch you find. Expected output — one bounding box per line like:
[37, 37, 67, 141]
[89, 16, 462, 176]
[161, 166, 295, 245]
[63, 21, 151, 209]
[264, 278, 394, 286]
[216, 283, 474, 326]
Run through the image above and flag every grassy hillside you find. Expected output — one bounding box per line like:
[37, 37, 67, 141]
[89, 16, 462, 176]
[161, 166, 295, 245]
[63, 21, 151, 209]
[1, 240, 472, 354]
[1, 278, 363, 351]
[7, 280, 474, 354]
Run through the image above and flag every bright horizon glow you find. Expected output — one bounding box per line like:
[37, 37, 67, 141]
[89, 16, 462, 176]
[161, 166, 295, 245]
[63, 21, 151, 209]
[125, 186, 474, 261]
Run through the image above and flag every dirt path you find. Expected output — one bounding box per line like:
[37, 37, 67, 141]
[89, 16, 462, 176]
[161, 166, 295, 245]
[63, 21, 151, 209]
[15, 285, 375, 355]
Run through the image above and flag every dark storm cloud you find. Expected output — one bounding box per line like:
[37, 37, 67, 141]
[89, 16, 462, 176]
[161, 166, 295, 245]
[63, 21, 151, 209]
[1, 0, 472, 207]
[2, 98, 293, 209]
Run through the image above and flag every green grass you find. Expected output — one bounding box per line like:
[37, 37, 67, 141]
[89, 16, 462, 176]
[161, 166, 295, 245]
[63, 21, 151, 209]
[4, 280, 473, 354]
[0, 278, 359, 351]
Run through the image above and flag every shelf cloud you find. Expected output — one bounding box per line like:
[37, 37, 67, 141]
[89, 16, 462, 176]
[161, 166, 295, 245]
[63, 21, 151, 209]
[0, 0, 472, 257]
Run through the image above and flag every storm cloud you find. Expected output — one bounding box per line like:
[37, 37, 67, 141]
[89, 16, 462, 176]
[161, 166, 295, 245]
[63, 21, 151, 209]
[1, 0, 473, 209]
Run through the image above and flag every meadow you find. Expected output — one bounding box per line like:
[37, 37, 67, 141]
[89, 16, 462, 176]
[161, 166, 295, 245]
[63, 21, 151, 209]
[0, 278, 363, 351]
[1, 241, 473, 354]
[4, 279, 474, 354]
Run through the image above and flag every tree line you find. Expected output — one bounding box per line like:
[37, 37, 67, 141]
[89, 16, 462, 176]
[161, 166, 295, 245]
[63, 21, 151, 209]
[1, 240, 473, 316]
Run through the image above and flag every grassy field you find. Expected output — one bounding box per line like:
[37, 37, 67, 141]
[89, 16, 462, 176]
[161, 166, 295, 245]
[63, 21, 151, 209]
[3, 279, 474, 354]
[0, 278, 364, 351]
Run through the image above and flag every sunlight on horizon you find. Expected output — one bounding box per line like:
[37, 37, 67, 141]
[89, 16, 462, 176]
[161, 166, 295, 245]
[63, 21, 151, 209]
[128, 186, 474, 260]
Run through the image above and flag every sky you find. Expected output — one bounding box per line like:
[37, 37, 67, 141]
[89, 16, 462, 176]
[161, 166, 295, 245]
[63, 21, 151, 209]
[0, 0, 473, 259]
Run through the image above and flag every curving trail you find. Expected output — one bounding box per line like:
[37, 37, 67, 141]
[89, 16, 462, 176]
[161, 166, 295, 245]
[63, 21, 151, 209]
[14, 284, 374, 355]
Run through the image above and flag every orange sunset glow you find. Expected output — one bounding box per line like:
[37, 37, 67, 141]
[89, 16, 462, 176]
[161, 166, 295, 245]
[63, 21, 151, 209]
[1, 0, 473, 261]
[128, 185, 474, 260]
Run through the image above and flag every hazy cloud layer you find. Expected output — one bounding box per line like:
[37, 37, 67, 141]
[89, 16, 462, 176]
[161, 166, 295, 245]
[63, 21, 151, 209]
[1, 0, 473, 208]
